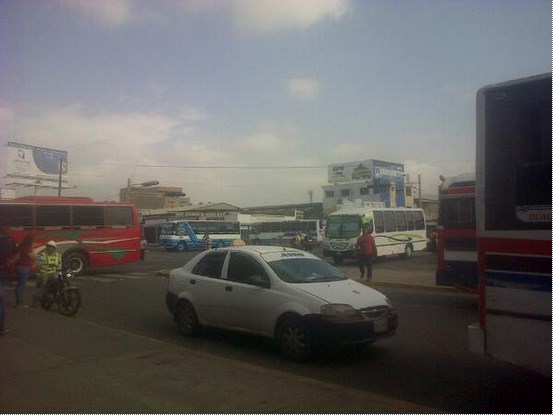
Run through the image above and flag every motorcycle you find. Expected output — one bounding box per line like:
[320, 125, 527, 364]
[40, 267, 82, 317]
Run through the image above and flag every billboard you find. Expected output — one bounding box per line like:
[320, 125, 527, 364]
[327, 159, 404, 183]
[5, 142, 69, 186]
[328, 160, 372, 183]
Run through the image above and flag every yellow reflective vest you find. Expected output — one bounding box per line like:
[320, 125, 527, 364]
[37, 252, 62, 278]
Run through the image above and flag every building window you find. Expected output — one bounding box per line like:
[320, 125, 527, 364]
[405, 186, 412, 197]
[360, 187, 369, 195]
[341, 189, 351, 197]
[325, 190, 335, 198]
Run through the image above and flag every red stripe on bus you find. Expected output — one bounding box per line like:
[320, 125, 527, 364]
[481, 237, 551, 256]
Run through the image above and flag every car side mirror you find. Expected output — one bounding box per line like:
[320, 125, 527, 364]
[248, 274, 270, 289]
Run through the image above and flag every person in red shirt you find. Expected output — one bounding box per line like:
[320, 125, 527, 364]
[14, 234, 36, 308]
[356, 226, 376, 280]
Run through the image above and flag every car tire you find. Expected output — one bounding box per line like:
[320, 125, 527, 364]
[175, 300, 199, 336]
[403, 244, 413, 259]
[176, 243, 186, 252]
[277, 317, 313, 362]
[333, 255, 344, 265]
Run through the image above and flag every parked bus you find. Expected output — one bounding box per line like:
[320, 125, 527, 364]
[323, 205, 426, 264]
[435, 173, 477, 291]
[159, 220, 241, 251]
[469, 73, 551, 376]
[0, 196, 142, 274]
[247, 219, 322, 246]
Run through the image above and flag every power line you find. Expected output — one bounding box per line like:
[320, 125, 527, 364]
[73, 163, 327, 170]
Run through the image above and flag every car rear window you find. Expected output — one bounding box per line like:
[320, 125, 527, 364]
[192, 252, 226, 278]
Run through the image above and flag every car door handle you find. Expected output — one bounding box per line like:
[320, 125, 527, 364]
[225, 286, 233, 292]
[190, 279, 196, 285]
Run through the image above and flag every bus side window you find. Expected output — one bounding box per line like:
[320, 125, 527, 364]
[0, 205, 33, 227]
[405, 211, 414, 230]
[73, 206, 104, 226]
[106, 206, 133, 226]
[395, 211, 407, 231]
[413, 211, 425, 230]
[373, 211, 385, 233]
[36, 205, 70, 227]
[383, 211, 396, 232]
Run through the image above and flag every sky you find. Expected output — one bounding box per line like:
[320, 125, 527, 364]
[0, 0, 550, 207]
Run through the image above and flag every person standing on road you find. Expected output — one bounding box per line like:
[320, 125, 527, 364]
[356, 226, 376, 280]
[202, 233, 211, 250]
[140, 237, 147, 261]
[14, 234, 36, 308]
[0, 220, 19, 334]
[33, 240, 62, 307]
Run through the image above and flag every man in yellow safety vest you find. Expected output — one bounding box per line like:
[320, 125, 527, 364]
[33, 240, 63, 307]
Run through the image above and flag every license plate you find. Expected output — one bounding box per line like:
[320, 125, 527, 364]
[373, 318, 388, 333]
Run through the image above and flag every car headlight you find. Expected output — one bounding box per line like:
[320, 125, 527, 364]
[320, 304, 363, 322]
[385, 297, 394, 309]
[320, 304, 357, 316]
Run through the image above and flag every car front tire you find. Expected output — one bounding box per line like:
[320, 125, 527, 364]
[277, 317, 313, 362]
[175, 300, 199, 336]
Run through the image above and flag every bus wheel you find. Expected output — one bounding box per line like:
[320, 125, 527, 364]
[403, 244, 413, 259]
[64, 252, 88, 275]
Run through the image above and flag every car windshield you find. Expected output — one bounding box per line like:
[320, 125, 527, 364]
[268, 258, 347, 283]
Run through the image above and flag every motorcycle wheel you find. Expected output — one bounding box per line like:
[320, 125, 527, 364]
[58, 287, 82, 317]
[41, 292, 55, 311]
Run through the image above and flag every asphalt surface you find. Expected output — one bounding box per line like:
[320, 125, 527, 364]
[1, 306, 439, 413]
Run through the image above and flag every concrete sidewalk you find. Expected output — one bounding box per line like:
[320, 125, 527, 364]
[0, 306, 440, 413]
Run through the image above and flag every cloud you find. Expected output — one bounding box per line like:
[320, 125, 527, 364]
[0, 106, 16, 135]
[230, 0, 351, 33]
[287, 78, 321, 101]
[59, 0, 351, 32]
[59, 0, 134, 26]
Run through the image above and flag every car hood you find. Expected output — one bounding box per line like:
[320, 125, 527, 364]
[293, 278, 388, 308]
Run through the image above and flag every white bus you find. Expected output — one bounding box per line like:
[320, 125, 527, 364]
[323, 207, 426, 264]
[247, 219, 323, 246]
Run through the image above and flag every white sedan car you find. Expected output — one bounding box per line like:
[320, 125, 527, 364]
[166, 245, 397, 361]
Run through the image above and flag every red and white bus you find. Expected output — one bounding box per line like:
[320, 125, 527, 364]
[0, 196, 142, 274]
[469, 73, 551, 376]
[435, 173, 477, 291]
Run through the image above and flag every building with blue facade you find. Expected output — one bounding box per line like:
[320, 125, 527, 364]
[322, 159, 416, 214]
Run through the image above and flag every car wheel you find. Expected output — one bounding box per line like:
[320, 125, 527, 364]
[176, 242, 186, 252]
[175, 300, 199, 336]
[333, 255, 344, 265]
[278, 317, 313, 362]
[403, 244, 413, 259]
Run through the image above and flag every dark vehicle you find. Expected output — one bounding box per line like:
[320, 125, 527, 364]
[41, 267, 82, 317]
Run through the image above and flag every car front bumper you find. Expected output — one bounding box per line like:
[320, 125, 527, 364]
[305, 312, 398, 346]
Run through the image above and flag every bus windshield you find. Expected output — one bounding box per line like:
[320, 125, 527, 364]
[325, 216, 360, 238]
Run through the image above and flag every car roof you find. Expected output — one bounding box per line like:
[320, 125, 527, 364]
[213, 245, 315, 256]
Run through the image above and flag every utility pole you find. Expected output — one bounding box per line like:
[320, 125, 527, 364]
[418, 174, 422, 209]
[58, 158, 63, 196]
